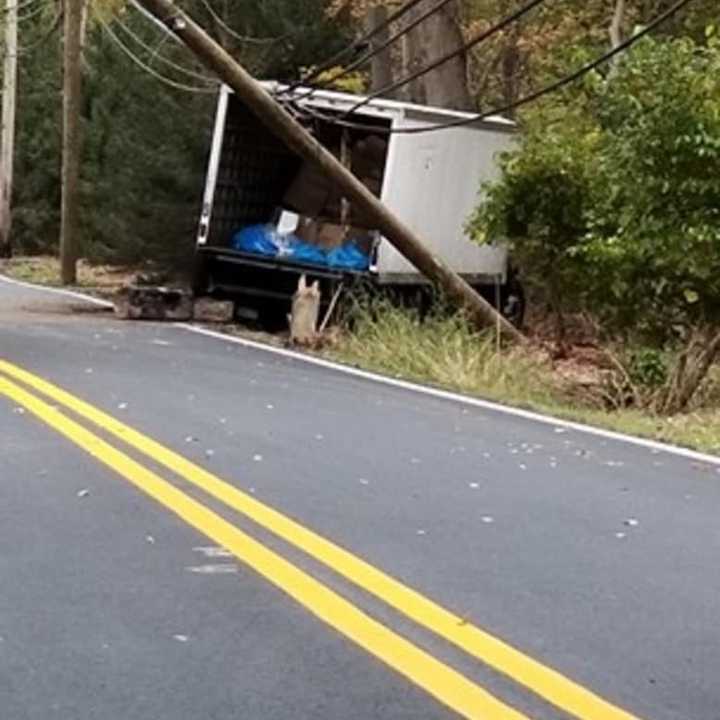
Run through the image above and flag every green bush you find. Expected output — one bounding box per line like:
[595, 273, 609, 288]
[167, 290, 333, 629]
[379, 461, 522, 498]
[468, 34, 720, 342]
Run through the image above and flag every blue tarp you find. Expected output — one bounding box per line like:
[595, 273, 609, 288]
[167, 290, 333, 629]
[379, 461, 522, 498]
[232, 224, 370, 271]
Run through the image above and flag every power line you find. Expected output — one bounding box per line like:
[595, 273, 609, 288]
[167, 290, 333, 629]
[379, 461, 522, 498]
[280, 0, 430, 95]
[290, 0, 457, 104]
[100, 19, 219, 94]
[341, 0, 548, 118]
[0, 0, 42, 15]
[195, 0, 287, 45]
[15, 9, 61, 55]
[114, 17, 215, 81]
[17, 0, 50, 23]
[294, 0, 695, 135]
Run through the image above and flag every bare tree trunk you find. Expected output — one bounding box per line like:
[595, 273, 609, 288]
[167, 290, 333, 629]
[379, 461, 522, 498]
[136, 0, 526, 342]
[609, 0, 626, 63]
[662, 329, 720, 415]
[500, 23, 521, 118]
[366, 4, 393, 92]
[399, 0, 471, 110]
[60, 0, 85, 285]
[400, 6, 428, 105]
[418, 0, 472, 110]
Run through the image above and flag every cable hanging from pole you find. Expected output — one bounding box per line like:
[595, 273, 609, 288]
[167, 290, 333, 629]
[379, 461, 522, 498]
[296, 0, 695, 135]
[280, 0, 431, 95]
[17, 0, 51, 23]
[195, 0, 289, 46]
[100, 18, 220, 94]
[289, 0, 459, 102]
[340, 0, 548, 119]
[289, 0, 459, 104]
[114, 17, 216, 82]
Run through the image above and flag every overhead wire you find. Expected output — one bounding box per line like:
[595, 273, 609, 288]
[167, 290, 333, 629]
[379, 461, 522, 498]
[100, 18, 219, 94]
[195, 0, 290, 45]
[289, 0, 458, 104]
[114, 16, 215, 81]
[340, 0, 549, 118]
[292, 0, 695, 135]
[280, 0, 430, 95]
[15, 11, 61, 55]
[0, 0, 43, 15]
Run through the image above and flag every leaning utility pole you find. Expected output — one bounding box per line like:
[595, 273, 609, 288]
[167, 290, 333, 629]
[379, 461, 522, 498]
[135, 0, 525, 342]
[60, 0, 85, 284]
[0, 0, 18, 258]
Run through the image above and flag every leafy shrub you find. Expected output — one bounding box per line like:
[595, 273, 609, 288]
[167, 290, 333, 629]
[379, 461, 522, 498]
[468, 34, 720, 343]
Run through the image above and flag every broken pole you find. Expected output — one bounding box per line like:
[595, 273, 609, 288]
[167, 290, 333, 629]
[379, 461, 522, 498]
[135, 0, 525, 343]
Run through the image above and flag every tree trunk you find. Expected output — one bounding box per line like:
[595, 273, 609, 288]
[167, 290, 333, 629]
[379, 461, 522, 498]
[135, 0, 526, 343]
[609, 0, 626, 69]
[401, 6, 428, 105]
[366, 5, 393, 93]
[60, 0, 85, 285]
[662, 330, 720, 415]
[501, 23, 522, 118]
[417, 0, 472, 110]
[399, 0, 471, 110]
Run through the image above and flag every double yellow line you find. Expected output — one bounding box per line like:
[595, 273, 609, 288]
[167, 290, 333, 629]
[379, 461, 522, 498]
[0, 358, 641, 720]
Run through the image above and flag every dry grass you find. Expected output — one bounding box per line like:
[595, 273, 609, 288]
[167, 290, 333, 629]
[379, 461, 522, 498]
[4, 260, 718, 456]
[331, 300, 562, 407]
[331, 300, 720, 456]
[0, 256, 137, 297]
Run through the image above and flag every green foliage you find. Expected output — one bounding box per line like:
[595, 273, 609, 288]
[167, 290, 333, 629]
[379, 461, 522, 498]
[335, 295, 560, 405]
[468, 35, 720, 341]
[10, 1, 355, 267]
[628, 347, 668, 389]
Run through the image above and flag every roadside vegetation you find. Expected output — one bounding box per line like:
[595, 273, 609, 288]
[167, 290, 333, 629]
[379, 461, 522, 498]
[334, 33, 720, 455]
[331, 299, 720, 455]
[3, 2, 719, 455]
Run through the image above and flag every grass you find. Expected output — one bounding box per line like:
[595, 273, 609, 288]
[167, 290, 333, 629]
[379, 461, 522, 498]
[330, 300, 720, 457]
[5, 257, 718, 456]
[0, 256, 137, 295]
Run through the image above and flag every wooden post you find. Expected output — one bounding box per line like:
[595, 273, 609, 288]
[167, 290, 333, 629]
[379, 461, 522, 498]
[60, 0, 85, 284]
[136, 0, 525, 343]
[0, 0, 18, 258]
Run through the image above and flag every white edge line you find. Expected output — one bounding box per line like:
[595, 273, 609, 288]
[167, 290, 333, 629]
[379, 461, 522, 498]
[0, 273, 114, 308]
[177, 323, 720, 466]
[3, 271, 716, 466]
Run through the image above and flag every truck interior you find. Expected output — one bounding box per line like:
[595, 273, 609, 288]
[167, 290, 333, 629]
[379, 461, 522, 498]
[195, 94, 393, 307]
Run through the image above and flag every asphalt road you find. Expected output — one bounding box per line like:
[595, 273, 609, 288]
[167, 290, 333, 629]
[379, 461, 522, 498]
[1, 276, 719, 720]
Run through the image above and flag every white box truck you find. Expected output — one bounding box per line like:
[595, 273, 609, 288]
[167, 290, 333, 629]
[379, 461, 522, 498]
[193, 83, 523, 323]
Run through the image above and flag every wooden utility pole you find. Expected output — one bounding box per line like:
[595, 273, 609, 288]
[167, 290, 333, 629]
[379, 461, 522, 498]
[60, 0, 85, 284]
[0, 0, 18, 258]
[136, 0, 525, 342]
